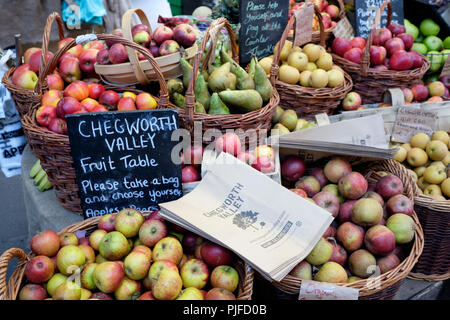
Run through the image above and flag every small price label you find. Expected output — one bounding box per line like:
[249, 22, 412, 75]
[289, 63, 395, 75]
[293, 3, 314, 47]
[315, 113, 330, 126]
[332, 17, 355, 40]
[299, 280, 359, 300]
[391, 106, 438, 143]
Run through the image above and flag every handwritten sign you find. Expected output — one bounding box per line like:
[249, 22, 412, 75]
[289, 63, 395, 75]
[391, 106, 438, 143]
[67, 110, 183, 219]
[238, 0, 289, 66]
[355, 0, 404, 38]
[299, 280, 359, 300]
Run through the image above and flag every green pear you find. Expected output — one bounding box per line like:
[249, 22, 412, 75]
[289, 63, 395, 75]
[404, 19, 419, 40]
[294, 119, 308, 131]
[272, 106, 284, 124]
[218, 89, 263, 112]
[279, 109, 298, 131]
[253, 57, 273, 102]
[209, 93, 230, 115]
[180, 58, 194, 88]
[172, 92, 186, 109]
[167, 78, 184, 96]
[208, 62, 237, 92]
[194, 101, 206, 114]
[194, 74, 210, 110]
[220, 48, 254, 90]
[271, 123, 291, 135]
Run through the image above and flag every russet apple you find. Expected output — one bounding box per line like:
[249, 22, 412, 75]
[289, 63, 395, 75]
[56, 244, 86, 276]
[180, 258, 209, 289]
[25, 255, 55, 283]
[30, 229, 60, 257]
[93, 261, 125, 293]
[348, 249, 377, 278]
[99, 231, 129, 260]
[336, 222, 365, 252]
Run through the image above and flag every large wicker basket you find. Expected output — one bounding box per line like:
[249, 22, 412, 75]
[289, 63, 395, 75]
[1, 12, 65, 117]
[275, 5, 353, 119]
[271, 159, 424, 300]
[330, 0, 429, 105]
[21, 34, 175, 215]
[173, 17, 279, 145]
[94, 8, 197, 86]
[287, 0, 346, 44]
[0, 212, 254, 300]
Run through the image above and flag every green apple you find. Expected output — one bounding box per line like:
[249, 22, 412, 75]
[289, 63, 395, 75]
[424, 36, 443, 52]
[404, 19, 419, 40]
[442, 49, 450, 64]
[426, 51, 444, 72]
[444, 36, 450, 49]
[420, 19, 440, 37]
[411, 43, 428, 55]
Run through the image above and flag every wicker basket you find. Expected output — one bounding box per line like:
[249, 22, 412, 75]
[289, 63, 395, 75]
[271, 159, 424, 300]
[174, 17, 279, 144]
[330, 0, 430, 105]
[94, 8, 197, 87]
[287, 0, 346, 44]
[21, 34, 174, 215]
[275, 5, 353, 120]
[0, 212, 254, 300]
[1, 12, 65, 117]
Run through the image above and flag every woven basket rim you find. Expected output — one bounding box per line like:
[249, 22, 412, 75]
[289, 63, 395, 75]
[0, 212, 254, 300]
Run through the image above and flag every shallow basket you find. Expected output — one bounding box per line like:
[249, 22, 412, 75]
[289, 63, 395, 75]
[1, 12, 65, 117]
[330, 0, 429, 105]
[275, 4, 353, 119]
[21, 34, 175, 215]
[94, 8, 197, 87]
[0, 212, 254, 300]
[271, 159, 424, 300]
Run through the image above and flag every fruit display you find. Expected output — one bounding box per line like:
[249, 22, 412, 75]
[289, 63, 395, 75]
[17, 208, 244, 300]
[272, 41, 347, 88]
[400, 80, 449, 104]
[404, 18, 450, 75]
[271, 106, 317, 134]
[281, 156, 416, 283]
[168, 46, 273, 115]
[289, 0, 342, 31]
[96, 22, 197, 65]
[332, 23, 426, 71]
[29, 160, 52, 192]
[392, 131, 450, 200]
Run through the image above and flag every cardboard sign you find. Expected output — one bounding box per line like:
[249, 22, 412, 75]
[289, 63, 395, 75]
[66, 110, 183, 219]
[441, 55, 450, 77]
[293, 2, 314, 47]
[238, 0, 289, 66]
[355, 0, 404, 38]
[391, 106, 438, 143]
[299, 280, 359, 300]
[332, 16, 355, 40]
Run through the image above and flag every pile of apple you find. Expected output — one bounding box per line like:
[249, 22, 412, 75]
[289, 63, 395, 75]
[289, 0, 341, 31]
[392, 131, 450, 200]
[36, 81, 157, 135]
[281, 156, 416, 283]
[96, 23, 197, 66]
[181, 133, 278, 185]
[400, 80, 449, 104]
[17, 208, 242, 300]
[263, 40, 347, 88]
[270, 106, 317, 135]
[332, 23, 425, 71]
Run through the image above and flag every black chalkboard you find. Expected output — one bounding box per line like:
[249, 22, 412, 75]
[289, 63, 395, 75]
[66, 110, 182, 219]
[238, 0, 289, 66]
[355, 0, 404, 38]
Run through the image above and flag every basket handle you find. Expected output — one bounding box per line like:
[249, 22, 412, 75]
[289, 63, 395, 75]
[184, 17, 239, 130]
[361, 0, 392, 76]
[0, 248, 27, 300]
[272, 3, 325, 84]
[35, 12, 66, 94]
[121, 8, 153, 86]
[39, 34, 170, 107]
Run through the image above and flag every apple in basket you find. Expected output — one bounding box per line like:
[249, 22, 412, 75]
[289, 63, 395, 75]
[48, 118, 68, 135]
[59, 56, 82, 83]
[12, 66, 38, 90]
[46, 74, 64, 91]
[159, 40, 180, 56]
[58, 38, 83, 58]
[96, 48, 110, 65]
[88, 83, 106, 99]
[205, 287, 236, 300]
[109, 43, 128, 64]
[29, 49, 54, 73]
[56, 97, 82, 118]
[36, 105, 57, 127]
[173, 23, 197, 48]
[64, 80, 90, 101]
[23, 47, 41, 65]
[79, 48, 99, 74]
[99, 90, 120, 107]
[83, 40, 105, 51]
[153, 25, 174, 46]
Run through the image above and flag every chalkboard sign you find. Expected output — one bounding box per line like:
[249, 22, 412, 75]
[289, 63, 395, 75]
[238, 0, 289, 66]
[355, 0, 404, 38]
[66, 110, 182, 219]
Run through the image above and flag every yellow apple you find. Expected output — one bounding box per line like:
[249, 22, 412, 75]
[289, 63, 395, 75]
[305, 62, 318, 71]
[393, 146, 407, 162]
[426, 140, 449, 161]
[299, 70, 312, 87]
[440, 178, 450, 198]
[316, 53, 334, 71]
[274, 40, 293, 62]
[292, 46, 303, 53]
[303, 43, 322, 62]
[310, 69, 329, 88]
[432, 130, 450, 145]
[423, 184, 442, 197]
[429, 161, 446, 169]
[410, 133, 430, 150]
[407, 148, 428, 167]
[414, 166, 427, 177]
[417, 176, 431, 190]
[259, 56, 274, 75]
[401, 143, 412, 152]
[279, 65, 300, 84]
[423, 165, 447, 184]
[287, 51, 309, 72]
[327, 69, 345, 88]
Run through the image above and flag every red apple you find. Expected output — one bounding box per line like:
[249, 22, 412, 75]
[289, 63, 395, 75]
[173, 23, 197, 48]
[83, 40, 105, 51]
[342, 92, 362, 111]
[46, 74, 64, 91]
[159, 40, 180, 56]
[56, 97, 82, 118]
[389, 50, 413, 71]
[109, 43, 128, 64]
[321, 12, 332, 30]
[59, 56, 81, 83]
[98, 214, 116, 232]
[105, 28, 124, 48]
[323, 224, 337, 238]
[215, 132, 241, 156]
[377, 253, 400, 274]
[182, 165, 200, 183]
[58, 51, 76, 65]
[328, 241, 347, 266]
[339, 200, 357, 223]
[91, 104, 108, 113]
[364, 225, 396, 255]
[338, 171, 368, 200]
[350, 37, 366, 50]
[312, 191, 340, 217]
[295, 176, 321, 197]
[310, 167, 328, 188]
[370, 46, 387, 66]
[96, 48, 110, 65]
[410, 50, 424, 69]
[290, 188, 308, 198]
[440, 74, 450, 89]
[324, 157, 352, 183]
[237, 152, 256, 166]
[251, 156, 275, 173]
[11, 64, 31, 85]
[396, 33, 414, 50]
[90, 292, 114, 300]
[29, 49, 53, 73]
[117, 97, 137, 111]
[372, 28, 392, 46]
[362, 191, 384, 207]
[58, 38, 83, 57]
[152, 26, 174, 46]
[373, 65, 388, 71]
[401, 87, 414, 103]
[30, 230, 60, 257]
[182, 232, 204, 254]
[184, 144, 204, 167]
[36, 105, 57, 127]
[375, 175, 404, 199]
[387, 24, 406, 36]
[139, 219, 167, 247]
[281, 155, 306, 182]
[336, 222, 365, 252]
[325, 4, 339, 19]
[48, 118, 68, 135]
[385, 38, 405, 57]
[411, 84, 429, 101]
[79, 48, 99, 74]
[386, 194, 413, 216]
[148, 41, 160, 57]
[42, 90, 62, 107]
[343, 47, 363, 64]
[23, 47, 41, 65]
[200, 242, 234, 268]
[25, 255, 55, 283]
[99, 90, 120, 107]
[64, 80, 89, 101]
[88, 83, 106, 100]
[332, 38, 352, 57]
[133, 30, 151, 47]
[205, 287, 236, 300]
[18, 284, 47, 300]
